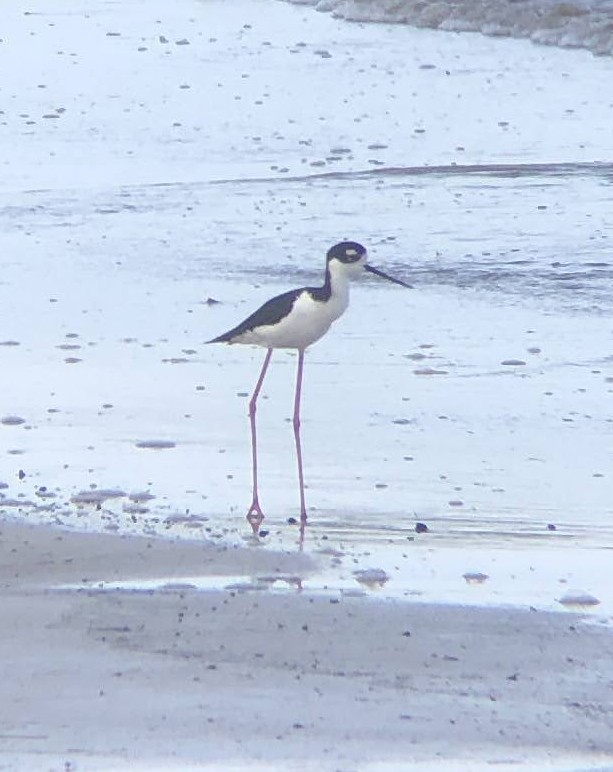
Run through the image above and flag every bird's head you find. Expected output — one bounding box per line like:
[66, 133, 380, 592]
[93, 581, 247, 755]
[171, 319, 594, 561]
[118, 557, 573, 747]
[326, 241, 411, 288]
[326, 241, 368, 277]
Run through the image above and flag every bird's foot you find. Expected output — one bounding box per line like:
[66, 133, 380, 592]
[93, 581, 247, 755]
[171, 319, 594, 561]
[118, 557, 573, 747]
[246, 501, 264, 534]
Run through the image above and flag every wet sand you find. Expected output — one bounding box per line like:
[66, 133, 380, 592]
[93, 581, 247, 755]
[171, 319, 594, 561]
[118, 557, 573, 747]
[1, 518, 612, 770]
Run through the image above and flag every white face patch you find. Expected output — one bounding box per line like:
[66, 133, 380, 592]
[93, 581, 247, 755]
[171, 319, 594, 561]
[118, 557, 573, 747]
[346, 248, 358, 256]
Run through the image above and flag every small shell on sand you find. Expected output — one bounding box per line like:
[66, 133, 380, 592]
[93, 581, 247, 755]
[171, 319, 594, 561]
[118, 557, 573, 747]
[135, 440, 177, 449]
[413, 367, 448, 376]
[557, 590, 600, 609]
[71, 489, 127, 505]
[353, 568, 389, 588]
[462, 572, 490, 584]
[1, 415, 26, 426]
[129, 491, 156, 503]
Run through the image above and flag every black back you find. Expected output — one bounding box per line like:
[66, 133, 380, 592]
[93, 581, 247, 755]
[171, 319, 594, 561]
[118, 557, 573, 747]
[208, 287, 305, 343]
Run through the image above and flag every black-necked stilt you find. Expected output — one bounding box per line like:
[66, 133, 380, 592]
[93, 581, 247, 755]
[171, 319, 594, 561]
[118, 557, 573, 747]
[209, 241, 411, 534]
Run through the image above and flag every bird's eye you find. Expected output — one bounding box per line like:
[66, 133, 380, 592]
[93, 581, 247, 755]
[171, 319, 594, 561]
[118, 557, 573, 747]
[344, 248, 362, 262]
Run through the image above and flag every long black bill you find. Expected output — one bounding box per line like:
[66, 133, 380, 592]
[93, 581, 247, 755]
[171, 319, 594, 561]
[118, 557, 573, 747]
[364, 264, 413, 289]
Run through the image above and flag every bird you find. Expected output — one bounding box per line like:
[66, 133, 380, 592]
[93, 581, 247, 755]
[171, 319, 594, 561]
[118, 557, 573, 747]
[208, 241, 411, 534]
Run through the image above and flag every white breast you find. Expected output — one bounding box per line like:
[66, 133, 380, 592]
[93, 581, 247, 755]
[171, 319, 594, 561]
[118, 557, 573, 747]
[238, 288, 349, 350]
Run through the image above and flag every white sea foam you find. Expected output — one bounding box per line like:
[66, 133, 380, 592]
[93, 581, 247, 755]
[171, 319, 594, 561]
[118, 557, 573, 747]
[285, 0, 613, 56]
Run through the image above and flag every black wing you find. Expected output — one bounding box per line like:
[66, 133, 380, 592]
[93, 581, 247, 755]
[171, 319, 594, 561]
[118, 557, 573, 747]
[208, 288, 303, 343]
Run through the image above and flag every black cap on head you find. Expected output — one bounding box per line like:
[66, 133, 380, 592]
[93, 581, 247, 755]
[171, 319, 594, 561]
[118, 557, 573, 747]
[326, 241, 367, 264]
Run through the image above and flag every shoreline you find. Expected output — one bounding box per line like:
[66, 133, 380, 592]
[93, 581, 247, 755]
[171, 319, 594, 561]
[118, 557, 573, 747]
[0, 517, 315, 590]
[2, 517, 613, 769]
[283, 0, 613, 59]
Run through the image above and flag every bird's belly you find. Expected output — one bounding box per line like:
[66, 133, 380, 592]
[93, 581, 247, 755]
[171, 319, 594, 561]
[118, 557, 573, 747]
[238, 292, 347, 350]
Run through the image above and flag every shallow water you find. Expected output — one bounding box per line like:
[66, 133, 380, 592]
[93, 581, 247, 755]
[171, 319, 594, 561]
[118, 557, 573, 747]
[54, 508, 613, 634]
[4, 160, 613, 314]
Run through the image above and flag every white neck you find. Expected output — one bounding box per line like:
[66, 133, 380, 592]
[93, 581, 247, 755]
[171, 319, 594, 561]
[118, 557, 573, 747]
[327, 259, 356, 302]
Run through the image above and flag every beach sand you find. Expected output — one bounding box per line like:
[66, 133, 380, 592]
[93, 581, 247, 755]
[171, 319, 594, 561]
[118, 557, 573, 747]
[2, 518, 613, 771]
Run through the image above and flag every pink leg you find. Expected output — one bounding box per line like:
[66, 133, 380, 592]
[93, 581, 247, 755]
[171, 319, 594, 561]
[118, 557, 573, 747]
[246, 348, 272, 533]
[293, 350, 307, 523]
